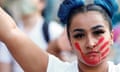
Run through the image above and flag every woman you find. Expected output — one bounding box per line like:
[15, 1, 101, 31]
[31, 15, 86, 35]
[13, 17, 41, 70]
[0, 0, 119, 72]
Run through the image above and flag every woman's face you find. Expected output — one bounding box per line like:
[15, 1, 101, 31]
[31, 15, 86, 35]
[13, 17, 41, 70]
[69, 11, 113, 66]
[32, 0, 46, 12]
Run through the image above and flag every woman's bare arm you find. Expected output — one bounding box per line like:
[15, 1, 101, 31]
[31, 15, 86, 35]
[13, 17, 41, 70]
[0, 7, 48, 72]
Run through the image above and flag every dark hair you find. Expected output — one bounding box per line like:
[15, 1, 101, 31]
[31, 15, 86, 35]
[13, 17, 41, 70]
[67, 4, 112, 38]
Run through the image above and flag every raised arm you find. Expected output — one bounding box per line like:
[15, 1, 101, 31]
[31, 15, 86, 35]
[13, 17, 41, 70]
[0, 7, 48, 72]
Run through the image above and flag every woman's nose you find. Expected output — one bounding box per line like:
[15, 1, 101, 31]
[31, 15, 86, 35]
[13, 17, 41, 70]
[86, 37, 96, 49]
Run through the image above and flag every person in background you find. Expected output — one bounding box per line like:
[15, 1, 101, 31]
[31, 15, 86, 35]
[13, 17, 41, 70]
[0, 0, 70, 72]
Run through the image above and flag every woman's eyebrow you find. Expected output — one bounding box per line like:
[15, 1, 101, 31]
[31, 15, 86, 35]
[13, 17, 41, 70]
[91, 25, 104, 30]
[73, 29, 85, 33]
[72, 25, 104, 33]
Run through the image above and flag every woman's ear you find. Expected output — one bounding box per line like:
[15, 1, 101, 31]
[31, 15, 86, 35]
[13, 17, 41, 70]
[110, 30, 114, 45]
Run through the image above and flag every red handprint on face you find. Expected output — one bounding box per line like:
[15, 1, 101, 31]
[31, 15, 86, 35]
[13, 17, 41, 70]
[75, 37, 110, 66]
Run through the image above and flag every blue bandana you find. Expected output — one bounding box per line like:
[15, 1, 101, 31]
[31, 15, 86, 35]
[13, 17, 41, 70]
[58, 0, 85, 24]
[58, 0, 118, 24]
[94, 0, 118, 19]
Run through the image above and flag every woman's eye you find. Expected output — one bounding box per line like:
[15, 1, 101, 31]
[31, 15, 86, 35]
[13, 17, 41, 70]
[73, 33, 85, 39]
[93, 30, 105, 36]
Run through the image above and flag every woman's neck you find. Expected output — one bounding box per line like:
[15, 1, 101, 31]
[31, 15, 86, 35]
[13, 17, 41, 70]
[78, 60, 108, 72]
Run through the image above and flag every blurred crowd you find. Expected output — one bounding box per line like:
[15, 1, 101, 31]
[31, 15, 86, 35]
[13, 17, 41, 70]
[0, 0, 120, 72]
[0, 0, 74, 72]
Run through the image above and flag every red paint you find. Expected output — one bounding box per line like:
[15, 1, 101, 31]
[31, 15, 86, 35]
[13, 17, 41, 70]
[82, 54, 100, 65]
[99, 41, 109, 51]
[95, 37, 104, 47]
[74, 37, 110, 66]
[98, 41, 109, 60]
[75, 42, 100, 65]
[75, 43, 83, 54]
[101, 48, 110, 60]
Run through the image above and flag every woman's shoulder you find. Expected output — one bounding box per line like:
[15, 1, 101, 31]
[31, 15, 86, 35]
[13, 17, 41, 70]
[108, 61, 120, 72]
[47, 54, 78, 72]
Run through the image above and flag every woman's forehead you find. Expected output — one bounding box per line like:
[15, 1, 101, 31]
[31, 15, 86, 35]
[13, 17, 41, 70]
[70, 11, 108, 30]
